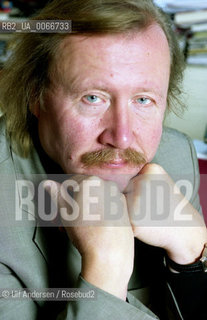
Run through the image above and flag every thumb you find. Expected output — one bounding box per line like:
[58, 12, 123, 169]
[139, 163, 166, 175]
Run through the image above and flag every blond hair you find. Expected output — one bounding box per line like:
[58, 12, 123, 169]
[0, 0, 185, 156]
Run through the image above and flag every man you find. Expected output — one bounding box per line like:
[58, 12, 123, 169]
[0, 0, 206, 319]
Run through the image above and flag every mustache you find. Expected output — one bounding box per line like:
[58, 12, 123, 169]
[81, 148, 147, 167]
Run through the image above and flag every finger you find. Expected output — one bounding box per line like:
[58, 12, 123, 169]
[43, 180, 61, 226]
[124, 163, 167, 194]
[139, 163, 166, 175]
[43, 179, 60, 202]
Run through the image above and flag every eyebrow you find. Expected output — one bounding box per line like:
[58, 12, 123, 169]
[61, 76, 164, 99]
[62, 78, 111, 94]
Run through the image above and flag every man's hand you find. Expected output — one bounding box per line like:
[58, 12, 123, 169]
[124, 164, 207, 265]
[45, 175, 134, 300]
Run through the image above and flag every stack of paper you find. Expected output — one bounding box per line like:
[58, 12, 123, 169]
[154, 0, 207, 12]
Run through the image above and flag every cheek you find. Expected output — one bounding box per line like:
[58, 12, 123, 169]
[38, 114, 56, 149]
[141, 120, 163, 160]
[60, 116, 98, 153]
[149, 125, 162, 146]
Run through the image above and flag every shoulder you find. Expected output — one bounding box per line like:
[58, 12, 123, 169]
[0, 115, 45, 174]
[153, 127, 201, 210]
[158, 126, 195, 156]
[161, 126, 194, 148]
[153, 126, 197, 177]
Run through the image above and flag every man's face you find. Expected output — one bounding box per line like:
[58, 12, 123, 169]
[37, 24, 170, 189]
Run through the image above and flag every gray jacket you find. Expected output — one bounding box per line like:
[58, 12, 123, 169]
[0, 116, 201, 319]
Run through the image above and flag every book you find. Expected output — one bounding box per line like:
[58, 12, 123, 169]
[191, 23, 207, 32]
[175, 9, 207, 26]
[187, 54, 207, 65]
[154, 0, 207, 12]
[167, 1, 207, 11]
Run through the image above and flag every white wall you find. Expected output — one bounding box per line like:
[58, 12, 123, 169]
[164, 65, 207, 141]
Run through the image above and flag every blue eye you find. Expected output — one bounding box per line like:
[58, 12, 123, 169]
[85, 95, 101, 103]
[137, 97, 151, 105]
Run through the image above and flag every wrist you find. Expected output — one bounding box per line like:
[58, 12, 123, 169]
[166, 230, 207, 265]
[166, 243, 207, 273]
[81, 255, 130, 300]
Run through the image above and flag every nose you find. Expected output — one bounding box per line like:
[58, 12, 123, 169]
[98, 101, 134, 149]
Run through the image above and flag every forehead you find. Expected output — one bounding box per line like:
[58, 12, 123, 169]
[52, 24, 170, 92]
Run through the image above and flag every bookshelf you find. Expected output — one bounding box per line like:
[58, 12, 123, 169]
[0, 1, 48, 67]
[154, 0, 207, 66]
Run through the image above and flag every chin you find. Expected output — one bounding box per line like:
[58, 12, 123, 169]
[82, 168, 142, 192]
[64, 163, 144, 191]
[101, 175, 133, 192]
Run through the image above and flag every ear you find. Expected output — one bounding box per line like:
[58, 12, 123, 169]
[29, 102, 40, 118]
